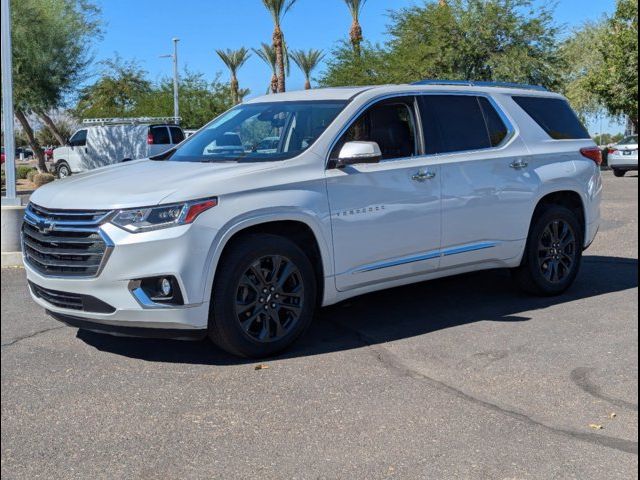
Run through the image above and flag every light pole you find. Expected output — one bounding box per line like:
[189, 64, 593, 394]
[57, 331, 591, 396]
[1, 0, 18, 205]
[160, 37, 180, 123]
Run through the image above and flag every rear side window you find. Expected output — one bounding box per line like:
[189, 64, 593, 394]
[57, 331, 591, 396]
[478, 98, 509, 147]
[512, 96, 590, 140]
[150, 126, 171, 145]
[169, 126, 185, 144]
[419, 95, 494, 154]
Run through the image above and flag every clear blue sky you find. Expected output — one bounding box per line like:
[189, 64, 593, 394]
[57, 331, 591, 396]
[92, 0, 621, 133]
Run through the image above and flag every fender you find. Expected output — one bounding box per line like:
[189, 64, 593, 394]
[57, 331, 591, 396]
[198, 207, 334, 306]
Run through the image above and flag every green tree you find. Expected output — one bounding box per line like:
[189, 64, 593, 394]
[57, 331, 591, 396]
[560, 22, 608, 122]
[11, 0, 101, 171]
[74, 57, 152, 118]
[587, 0, 638, 130]
[343, 0, 367, 56]
[261, 0, 298, 93]
[135, 71, 236, 129]
[254, 43, 280, 94]
[320, 0, 563, 90]
[216, 48, 251, 104]
[289, 49, 325, 89]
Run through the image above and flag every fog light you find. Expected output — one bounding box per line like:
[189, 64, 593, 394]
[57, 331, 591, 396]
[159, 277, 172, 297]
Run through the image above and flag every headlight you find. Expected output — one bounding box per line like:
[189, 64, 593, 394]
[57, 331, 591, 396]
[111, 198, 218, 233]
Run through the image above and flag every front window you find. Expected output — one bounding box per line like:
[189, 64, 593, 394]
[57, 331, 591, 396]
[168, 101, 347, 163]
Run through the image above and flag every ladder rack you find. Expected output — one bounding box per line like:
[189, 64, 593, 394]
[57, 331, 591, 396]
[82, 116, 182, 126]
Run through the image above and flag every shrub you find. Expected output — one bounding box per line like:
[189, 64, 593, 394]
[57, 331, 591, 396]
[26, 169, 38, 183]
[17, 165, 36, 180]
[33, 173, 56, 187]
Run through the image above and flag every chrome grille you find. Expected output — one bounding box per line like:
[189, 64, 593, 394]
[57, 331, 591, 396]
[22, 203, 114, 278]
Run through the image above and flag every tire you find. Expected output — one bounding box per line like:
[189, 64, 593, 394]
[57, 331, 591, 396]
[56, 161, 71, 178]
[209, 234, 318, 358]
[613, 169, 626, 177]
[512, 205, 583, 296]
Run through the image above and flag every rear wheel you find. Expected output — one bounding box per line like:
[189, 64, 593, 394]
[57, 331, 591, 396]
[613, 169, 626, 177]
[209, 234, 317, 358]
[512, 205, 583, 296]
[56, 161, 71, 178]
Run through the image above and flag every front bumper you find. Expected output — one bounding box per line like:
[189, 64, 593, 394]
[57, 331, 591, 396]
[25, 221, 218, 332]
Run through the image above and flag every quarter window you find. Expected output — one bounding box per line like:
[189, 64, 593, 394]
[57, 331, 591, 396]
[330, 98, 418, 161]
[512, 96, 590, 140]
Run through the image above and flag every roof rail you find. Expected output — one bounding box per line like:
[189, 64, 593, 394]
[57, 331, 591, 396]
[411, 79, 548, 92]
[82, 116, 182, 126]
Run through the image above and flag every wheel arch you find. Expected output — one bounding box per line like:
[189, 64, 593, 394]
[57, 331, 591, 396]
[529, 189, 587, 241]
[201, 212, 332, 308]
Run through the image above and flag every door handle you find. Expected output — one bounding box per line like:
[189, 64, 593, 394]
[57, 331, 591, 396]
[412, 171, 436, 182]
[510, 159, 529, 170]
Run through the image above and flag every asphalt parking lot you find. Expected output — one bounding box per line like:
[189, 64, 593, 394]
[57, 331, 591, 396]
[2, 171, 638, 479]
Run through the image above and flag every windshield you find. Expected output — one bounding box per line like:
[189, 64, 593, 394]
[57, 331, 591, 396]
[168, 101, 347, 163]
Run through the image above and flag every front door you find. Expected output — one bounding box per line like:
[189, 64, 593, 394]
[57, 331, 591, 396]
[326, 97, 442, 292]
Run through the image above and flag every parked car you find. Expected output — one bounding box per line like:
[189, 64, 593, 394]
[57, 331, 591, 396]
[608, 135, 638, 177]
[52, 118, 185, 178]
[15, 147, 34, 159]
[23, 81, 602, 358]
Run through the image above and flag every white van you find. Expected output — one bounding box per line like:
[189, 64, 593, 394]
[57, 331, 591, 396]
[52, 118, 185, 177]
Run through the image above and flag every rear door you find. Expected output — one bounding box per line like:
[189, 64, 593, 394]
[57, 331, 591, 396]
[148, 125, 172, 156]
[326, 96, 442, 292]
[418, 94, 539, 268]
[169, 126, 186, 146]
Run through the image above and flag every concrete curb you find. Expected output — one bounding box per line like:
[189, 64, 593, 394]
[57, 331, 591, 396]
[1, 252, 23, 268]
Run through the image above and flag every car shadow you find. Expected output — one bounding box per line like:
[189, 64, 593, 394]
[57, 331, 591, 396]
[76, 255, 638, 365]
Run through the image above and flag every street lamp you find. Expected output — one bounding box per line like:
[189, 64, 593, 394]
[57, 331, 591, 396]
[1, 0, 18, 205]
[160, 37, 180, 124]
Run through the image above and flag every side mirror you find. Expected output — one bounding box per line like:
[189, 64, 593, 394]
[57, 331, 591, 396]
[337, 141, 382, 167]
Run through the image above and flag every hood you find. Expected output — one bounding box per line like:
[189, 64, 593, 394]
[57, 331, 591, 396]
[30, 159, 277, 210]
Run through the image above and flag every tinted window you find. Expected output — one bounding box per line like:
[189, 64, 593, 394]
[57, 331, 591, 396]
[620, 135, 638, 145]
[479, 97, 509, 147]
[170, 101, 346, 162]
[418, 95, 491, 154]
[69, 130, 87, 147]
[151, 126, 171, 145]
[512, 96, 590, 140]
[169, 126, 185, 144]
[330, 99, 417, 161]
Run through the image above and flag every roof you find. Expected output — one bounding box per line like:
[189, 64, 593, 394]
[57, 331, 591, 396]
[245, 83, 561, 104]
[245, 87, 374, 103]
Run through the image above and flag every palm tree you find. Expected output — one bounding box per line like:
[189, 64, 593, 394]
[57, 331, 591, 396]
[254, 42, 290, 94]
[261, 0, 298, 93]
[344, 0, 367, 56]
[289, 49, 325, 90]
[216, 47, 251, 104]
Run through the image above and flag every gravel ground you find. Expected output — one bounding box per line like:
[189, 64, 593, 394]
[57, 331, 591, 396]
[2, 170, 638, 480]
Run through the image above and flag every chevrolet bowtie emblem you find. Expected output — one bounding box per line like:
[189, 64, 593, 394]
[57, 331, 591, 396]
[39, 221, 56, 234]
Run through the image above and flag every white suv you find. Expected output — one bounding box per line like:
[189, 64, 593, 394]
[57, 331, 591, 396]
[23, 82, 603, 358]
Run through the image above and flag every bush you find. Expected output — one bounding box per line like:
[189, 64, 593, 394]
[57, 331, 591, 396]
[26, 169, 38, 183]
[33, 173, 56, 187]
[17, 165, 36, 180]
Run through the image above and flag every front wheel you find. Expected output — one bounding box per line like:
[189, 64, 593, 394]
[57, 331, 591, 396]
[209, 234, 317, 358]
[512, 205, 583, 296]
[56, 161, 71, 179]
